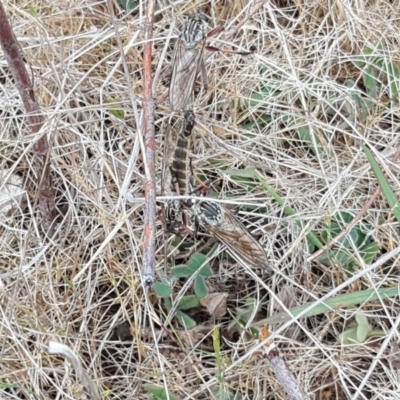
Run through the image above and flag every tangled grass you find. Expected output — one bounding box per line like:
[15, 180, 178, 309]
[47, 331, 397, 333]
[1, 0, 400, 399]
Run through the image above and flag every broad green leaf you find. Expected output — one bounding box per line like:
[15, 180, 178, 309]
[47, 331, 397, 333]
[360, 241, 379, 264]
[362, 63, 378, 98]
[188, 253, 212, 276]
[144, 385, 178, 400]
[176, 311, 197, 329]
[355, 313, 371, 342]
[116, 0, 139, 11]
[188, 253, 208, 269]
[242, 115, 272, 130]
[194, 275, 208, 298]
[153, 282, 172, 298]
[171, 265, 194, 278]
[163, 298, 172, 312]
[339, 326, 359, 345]
[257, 287, 400, 325]
[177, 295, 199, 310]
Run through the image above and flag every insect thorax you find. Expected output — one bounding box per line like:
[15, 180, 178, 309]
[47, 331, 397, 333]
[193, 201, 224, 226]
[181, 15, 206, 48]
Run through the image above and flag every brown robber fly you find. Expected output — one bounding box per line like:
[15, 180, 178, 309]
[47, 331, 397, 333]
[163, 110, 197, 232]
[190, 199, 272, 273]
[170, 109, 196, 196]
[169, 13, 251, 111]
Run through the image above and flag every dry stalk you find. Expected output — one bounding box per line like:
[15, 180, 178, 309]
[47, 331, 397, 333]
[141, 0, 157, 286]
[0, 0, 57, 234]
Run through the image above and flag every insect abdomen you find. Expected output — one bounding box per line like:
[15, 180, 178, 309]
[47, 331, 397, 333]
[171, 136, 190, 195]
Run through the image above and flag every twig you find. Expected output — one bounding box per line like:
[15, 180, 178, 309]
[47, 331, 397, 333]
[0, 1, 57, 234]
[141, 0, 157, 287]
[260, 327, 310, 400]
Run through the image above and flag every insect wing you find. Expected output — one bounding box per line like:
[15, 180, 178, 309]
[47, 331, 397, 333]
[206, 207, 270, 270]
[169, 39, 205, 110]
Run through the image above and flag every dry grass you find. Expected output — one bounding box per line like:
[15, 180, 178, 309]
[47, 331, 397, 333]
[1, 0, 400, 399]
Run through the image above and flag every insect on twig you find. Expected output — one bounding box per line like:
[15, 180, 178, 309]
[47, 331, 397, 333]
[169, 13, 252, 111]
[190, 199, 273, 274]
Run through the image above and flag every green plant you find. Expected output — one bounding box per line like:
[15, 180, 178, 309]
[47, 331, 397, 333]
[144, 385, 179, 400]
[317, 211, 379, 273]
[153, 253, 213, 329]
[339, 313, 385, 345]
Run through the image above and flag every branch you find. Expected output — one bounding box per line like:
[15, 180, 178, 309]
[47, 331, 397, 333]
[141, 0, 156, 286]
[261, 327, 310, 400]
[0, 1, 57, 234]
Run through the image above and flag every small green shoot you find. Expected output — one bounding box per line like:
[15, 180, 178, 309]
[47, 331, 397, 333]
[106, 99, 125, 119]
[144, 385, 179, 400]
[339, 313, 385, 345]
[212, 326, 224, 383]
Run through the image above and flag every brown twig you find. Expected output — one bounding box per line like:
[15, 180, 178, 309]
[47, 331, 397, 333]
[0, 1, 57, 234]
[141, 0, 157, 287]
[260, 326, 310, 400]
[308, 146, 400, 262]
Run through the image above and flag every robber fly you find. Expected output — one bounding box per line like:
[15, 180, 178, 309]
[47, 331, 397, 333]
[169, 13, 251, 111]
[162, 110, 197, 232]
[170, 109, 196, 196]
[190, 199, 272, 273]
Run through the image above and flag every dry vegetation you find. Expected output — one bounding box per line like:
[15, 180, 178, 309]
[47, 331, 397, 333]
[1, 0, 400, 399]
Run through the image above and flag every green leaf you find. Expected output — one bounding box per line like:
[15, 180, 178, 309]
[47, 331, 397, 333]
[171, 265, 194, 278]
[244, 87, 273, 108]
[194, 275, 208, 298]
[257, 287, 400, 325]
[376, 58, 400, 99]
[116, 0, 139, 11]
[144, 385, 178, 400]
[176, 311, 197, 329]
[177, 295, 199, 310]
[188, 253, 208, 271]
[242, 115, 272, 130]
[223, 167, 256, 179]
[362, 63, 378, 98]
[360, 241, 379, 264]
[153, 282, 172, 298]
[355, 313, 371, 342]
[363, 146, 400, 223]
[188, 253, 212, 276]
[163, 298, 172, 312]
[339, 326, 359, 345]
